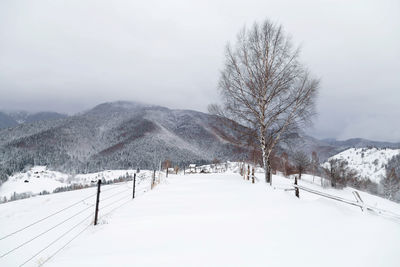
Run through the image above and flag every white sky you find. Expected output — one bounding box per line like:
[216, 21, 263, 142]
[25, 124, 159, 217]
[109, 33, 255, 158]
[0, 0, 399, 142]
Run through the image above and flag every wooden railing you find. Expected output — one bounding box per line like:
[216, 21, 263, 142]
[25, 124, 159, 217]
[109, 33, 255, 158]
[293, 183, 400, 222]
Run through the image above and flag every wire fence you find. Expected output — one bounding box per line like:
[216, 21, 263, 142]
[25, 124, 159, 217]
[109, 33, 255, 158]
[0, 171, 161, 266]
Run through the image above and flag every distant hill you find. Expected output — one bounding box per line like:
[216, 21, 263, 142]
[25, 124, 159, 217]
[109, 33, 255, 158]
[321, 138, 400, 150]
[293, 137, 400, 163]
[0, 112, 18, 129]
[0, 111, 67, 129]
[323, 147, 400, 183]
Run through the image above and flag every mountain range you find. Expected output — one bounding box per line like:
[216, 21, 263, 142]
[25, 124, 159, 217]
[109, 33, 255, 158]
[0, 101, 399, 184]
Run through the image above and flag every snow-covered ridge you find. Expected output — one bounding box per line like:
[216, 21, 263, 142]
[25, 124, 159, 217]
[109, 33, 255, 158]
[325, 147, 400, 183]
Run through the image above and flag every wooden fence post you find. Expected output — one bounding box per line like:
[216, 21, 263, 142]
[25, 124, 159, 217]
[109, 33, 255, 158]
[247, 165, 250, 180]
[166, 168, 168, 178]
[352, 191, 364, 211]
[252, 167, 255, 184]
[94, 179, 101, 225]
[132, 173, 136, 199]
[151, 170, 156, 190]
[294, 176, 299, 198]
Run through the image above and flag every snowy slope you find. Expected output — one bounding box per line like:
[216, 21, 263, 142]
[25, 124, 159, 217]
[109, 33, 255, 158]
[0, 166, 70, 200]
[0, 166, 154, 202]
[0, 162, 244, 202]
[324, 147, 400, 183]
[0, 174, 155, 267]
[0, 172, 399, 267]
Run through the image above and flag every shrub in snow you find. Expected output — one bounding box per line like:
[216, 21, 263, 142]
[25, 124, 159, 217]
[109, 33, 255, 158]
[322, 159, 358, 189]
[380, 168, 400, 201]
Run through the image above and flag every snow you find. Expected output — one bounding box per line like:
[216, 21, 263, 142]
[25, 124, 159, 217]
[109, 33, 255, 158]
[323, 147, 400, 183]
[0, 166, 70, 200]
[0, 163, 242, 202]
[0, 167, 152, 202]
[1, 170, 399, 267]
[0, 174, 154, 267]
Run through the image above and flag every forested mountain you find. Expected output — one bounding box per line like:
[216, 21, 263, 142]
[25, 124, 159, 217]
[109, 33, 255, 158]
[0, 101, 246, 183]
[0, 101, 399, 185]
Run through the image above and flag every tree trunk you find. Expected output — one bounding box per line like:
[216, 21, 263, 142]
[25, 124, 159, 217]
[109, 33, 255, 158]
[260, 135, 268, 184]
[266, 158, 272, 185]
[262, 154, 268, 183]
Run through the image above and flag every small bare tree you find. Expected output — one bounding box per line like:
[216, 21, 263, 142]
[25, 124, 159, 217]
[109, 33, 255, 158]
[162, 159, 172, 170]
[210, 19, 319, 185]
[292, 150, 310, 180]
[174, 165, 179, 174]
[311, 151, 319, 183]
[323, 159, 358, 188]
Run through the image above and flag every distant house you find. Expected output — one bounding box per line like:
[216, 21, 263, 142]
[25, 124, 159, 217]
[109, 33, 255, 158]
[188, 164, 196, 173]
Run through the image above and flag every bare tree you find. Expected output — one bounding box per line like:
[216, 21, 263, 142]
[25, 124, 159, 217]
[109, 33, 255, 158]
[209, 19, 319, 185]
[162, 159, 172, 170]
[323, 159, 340, 188]
[174, 165, 179, 174]
[292, 150, 310, 180]
[311, 151, 319, 183]
[323, 159, 358, 188]
[279, 152, 290, 176]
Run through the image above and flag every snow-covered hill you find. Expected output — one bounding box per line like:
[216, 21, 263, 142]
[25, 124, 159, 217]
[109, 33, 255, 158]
[325, 147, 400, 183]
[0, 166, 154, 202]
[0, 172, 399, 267]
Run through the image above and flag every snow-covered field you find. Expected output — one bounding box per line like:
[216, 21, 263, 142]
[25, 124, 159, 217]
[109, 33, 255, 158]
[0, 166, 151, 202]
[325, 148, 400, 183]
[1, 171, 399, 267]
[0, 162, 243, 202]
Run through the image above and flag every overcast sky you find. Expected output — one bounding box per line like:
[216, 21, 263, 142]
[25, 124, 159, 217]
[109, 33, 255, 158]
[0, 0, 399, 142]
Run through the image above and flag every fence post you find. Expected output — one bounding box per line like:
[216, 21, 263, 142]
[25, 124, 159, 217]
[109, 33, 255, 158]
[352, 191, 364, 211]
[151, 170, 156, 189]
[94, 179, 101, 225]
[132, 173, 136, 199]
[247, 165, 250, 180]
[166, 168, 168, 178]
[184, 166, 185, 175]
[294, 176, 299, 198]
[252, 167, 255, 184]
